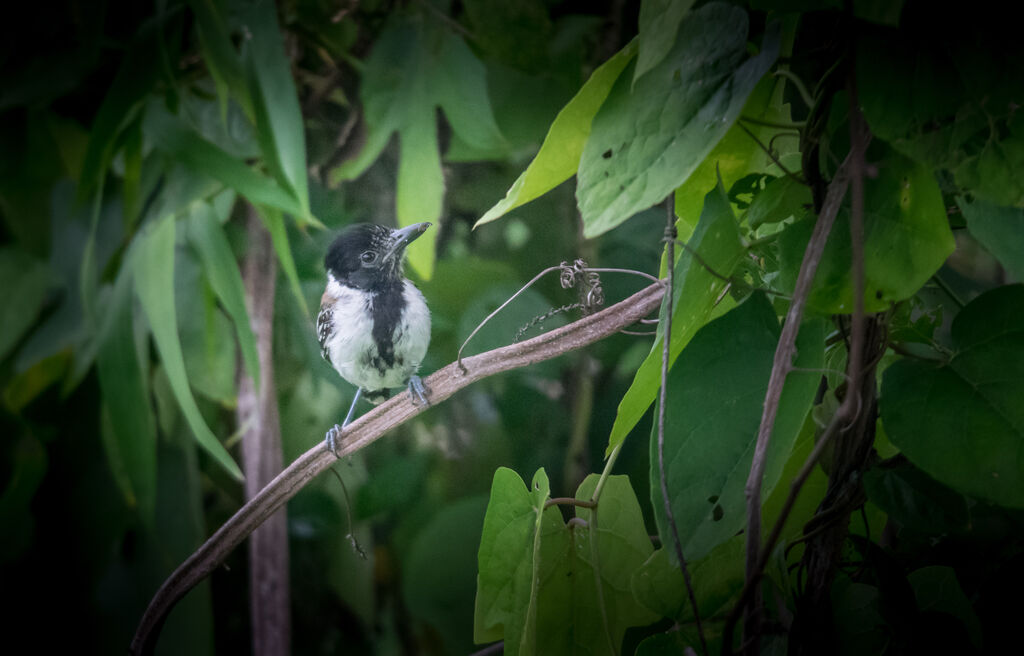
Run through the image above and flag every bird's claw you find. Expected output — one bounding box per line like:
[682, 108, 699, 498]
[408, 375, 430, 407]
[325, 424, 343, 458]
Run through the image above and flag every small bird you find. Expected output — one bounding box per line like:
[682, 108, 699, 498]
[317, 222, 432, 455]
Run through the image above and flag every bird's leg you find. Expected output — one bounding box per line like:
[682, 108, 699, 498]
[326, 388, 363, 457]
[407, 375, 430, 407]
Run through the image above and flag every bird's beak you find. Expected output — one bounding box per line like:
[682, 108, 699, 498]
[386, 222, 432, 259]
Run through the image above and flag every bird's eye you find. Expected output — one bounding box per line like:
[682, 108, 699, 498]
[360, 251, 377, 264]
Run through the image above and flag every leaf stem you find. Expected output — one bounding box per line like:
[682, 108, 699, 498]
[658, 198, 708, 656]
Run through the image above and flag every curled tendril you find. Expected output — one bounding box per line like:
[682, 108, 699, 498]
[456, 260, 662, 373]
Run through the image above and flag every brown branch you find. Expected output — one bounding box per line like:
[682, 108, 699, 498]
[728, 78, 873, 655]
[735, 146, 854, 653]
[237, 207, 290, 656]
[129, 281, 666, 655]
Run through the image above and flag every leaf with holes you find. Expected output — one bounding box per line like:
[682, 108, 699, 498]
[475, 39, 637, 229]
[881, 284, 1024, 508]
[650, 293, 824, 562]
[577, 2, 780, 238]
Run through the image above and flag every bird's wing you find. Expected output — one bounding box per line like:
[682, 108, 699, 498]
[317, 294, 336, 361]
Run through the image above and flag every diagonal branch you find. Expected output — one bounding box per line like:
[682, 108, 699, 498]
[129, 281, 666, 655]
[736, 147, 855, 652]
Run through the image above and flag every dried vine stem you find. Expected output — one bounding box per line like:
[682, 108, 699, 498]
[129, 281, 665, 655]
[737, 146, 858, 650]
[731, 86, 872, 653]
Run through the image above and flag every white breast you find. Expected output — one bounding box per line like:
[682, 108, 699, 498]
[322, 278, 430, 393]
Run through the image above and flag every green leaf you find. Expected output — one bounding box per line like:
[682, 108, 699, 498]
[634, 0, 695, 83]
[561, 474, 659, 655]
[186, 0, 252, 119]
[606, 182, 744, 453]
[186, 203, 259, 390]
[332, 15, 506, 278]
[396, 111, 443, 279]
[577, 3, 780, 238]
[650, 294, 825, 561]
[674, 70, 798, 240]
[79, 27, 159, 200]
[133, 215, 243, 480]
[959, 195, 1024, 281]
[0, 247, 52, 361]
[121, 116, 144, 228]
[856, 22, 1024, 207]
[475, 38, 637, 228]
[241, 0, 310, 220]
[632, 535, 744, 623]
[881, 284, 1024, 507]
[745, 175, 812, 230]
[777, 148, 954, 314]
[404, 496, 489, 653]
[863, 461, 970, 536]
[908, 566, 982, 648]
[462, 0, 553, 72]
[145, 102, 305, 217]
[475, 470, 657, 655]
[954, 115, 1024, 208]
[96, 263, 158, 524]
[474, 467, 559, 646]
[253, 205, 309, 317]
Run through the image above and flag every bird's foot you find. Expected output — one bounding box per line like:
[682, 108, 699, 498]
[325, 424, 343, 457]
[408, 375, 430, 407]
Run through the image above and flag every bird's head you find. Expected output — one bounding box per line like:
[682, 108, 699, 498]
[324, 222, 431, 291]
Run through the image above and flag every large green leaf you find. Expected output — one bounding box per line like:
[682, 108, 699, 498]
[145, 102, 304, 217]
[96, 262, 157, 524]
[634, 0, 696, 83]
[606, 182, 744, 453]
[577, 3, 780, 237]
[881, 284, 1024, 507]
[241, 0, 310, 221]
[632, 535, 744, 624]
[186, 0, 252, 119]
[253, 205, 309, 318]
[856, 20, 1024, 207]
[959, 196, 1024, 281]
[649, 293, 825, 561]
[186, 204, 259, 390]
[475, 39, 637, 228]
[863, 460, 971, 536]
[133, 215, 243, 480]
[777, 148, 954, 314]
[673, 69, 798, 240]
[332, 15, 505, 278]
[474, 469, 657, 655]
[79, 26, 160, 200]
[474, 467, 560, 646]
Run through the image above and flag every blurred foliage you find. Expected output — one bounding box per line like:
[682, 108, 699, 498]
[2, 0, 1023, 655]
